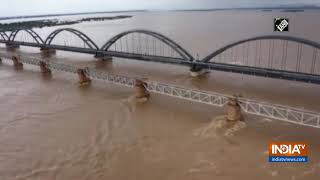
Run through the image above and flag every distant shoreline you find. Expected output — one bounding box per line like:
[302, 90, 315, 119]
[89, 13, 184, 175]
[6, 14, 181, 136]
[0, 15, 132, 31]
[173, 8, 309, 12]
[0, 10, 143, 21]
[1, 6, 319, 21]
[172, 6, 320, 12]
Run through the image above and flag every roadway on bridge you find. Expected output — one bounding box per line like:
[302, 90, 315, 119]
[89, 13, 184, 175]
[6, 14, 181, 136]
[1, 46, 319, 112]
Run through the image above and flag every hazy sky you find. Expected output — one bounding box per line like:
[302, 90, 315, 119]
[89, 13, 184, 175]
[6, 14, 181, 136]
[2, 0, 320, 17]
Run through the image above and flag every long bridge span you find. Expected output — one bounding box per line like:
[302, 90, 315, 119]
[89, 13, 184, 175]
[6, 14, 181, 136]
[0, 53, 319, 129]
[0, 28, 320, 84]
[1, 28, 320, 128]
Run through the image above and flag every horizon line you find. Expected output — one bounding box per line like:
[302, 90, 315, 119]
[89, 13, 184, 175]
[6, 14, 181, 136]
[1, 5, 320, 20]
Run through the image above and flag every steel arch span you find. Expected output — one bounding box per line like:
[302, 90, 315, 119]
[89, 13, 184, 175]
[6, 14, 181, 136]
[8, 29, 44, 44]
[44, 28, 99, 50]
[101, 30, 194, 61]
[203, 35, 320, 62]
[0, 32, 9, 41]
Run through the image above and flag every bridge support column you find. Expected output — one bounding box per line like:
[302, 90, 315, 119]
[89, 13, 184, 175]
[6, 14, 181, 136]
[77, 69, 91, 86]
[95, 57, 113, 68]
[6, 43, 20, 51]
[95, 53, 113, 68]
[98, 56, 113, 61]
[39, 61, 51, 75]
[190, 65, 208, 77]
[0, 57, 2, 63]
[95, 53, 113, 61]
[134, 79, 150, 103]
[40, 48, 56, 57]
[12, 56, 23, 69]
[225, 96, 242, 121]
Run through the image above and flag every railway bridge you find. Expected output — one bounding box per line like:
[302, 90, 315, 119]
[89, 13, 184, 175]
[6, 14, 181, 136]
[0, 28, 320, 128]
[0, 28, 320, 84]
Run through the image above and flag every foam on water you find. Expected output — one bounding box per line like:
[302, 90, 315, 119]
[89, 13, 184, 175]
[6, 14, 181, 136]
[193, 115, 247, 138]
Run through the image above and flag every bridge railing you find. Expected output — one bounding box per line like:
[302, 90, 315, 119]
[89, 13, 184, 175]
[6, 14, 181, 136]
[1, 53, 319, 129]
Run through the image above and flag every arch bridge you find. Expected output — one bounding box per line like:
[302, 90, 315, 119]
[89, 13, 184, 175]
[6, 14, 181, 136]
[0, 28, 320, 84]
[0, 32, 9, 41]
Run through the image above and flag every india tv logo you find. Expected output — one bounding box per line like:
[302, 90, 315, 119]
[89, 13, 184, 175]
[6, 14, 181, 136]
[269, 142, 308, 162]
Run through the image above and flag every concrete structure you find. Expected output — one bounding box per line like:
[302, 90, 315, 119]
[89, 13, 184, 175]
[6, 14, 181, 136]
[40, 48, 56, 57]
[134, 79, 150, 102]
[225, 96, 242, 121]
[77, 69, 91, 86]
[39, 61, 51, 75]
[6, 43, 20, 51]
[190, 65, 209, 77]
[12, 56, 23, 69]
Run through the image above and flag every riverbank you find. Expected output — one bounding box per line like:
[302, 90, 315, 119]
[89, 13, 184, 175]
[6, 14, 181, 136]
[0, 15, 132, 31]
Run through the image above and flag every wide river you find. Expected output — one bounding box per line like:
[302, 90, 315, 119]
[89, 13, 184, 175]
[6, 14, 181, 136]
[0, 10, 320, 180]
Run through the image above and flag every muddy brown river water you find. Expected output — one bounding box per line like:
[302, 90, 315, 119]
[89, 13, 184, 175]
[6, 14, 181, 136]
[0, 10, 320, 180]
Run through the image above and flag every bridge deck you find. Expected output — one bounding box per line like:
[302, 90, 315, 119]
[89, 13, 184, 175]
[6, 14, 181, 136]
[1, 39, 320, 85]
[1, 48, 319, 112]
[1, 53, 319, 128]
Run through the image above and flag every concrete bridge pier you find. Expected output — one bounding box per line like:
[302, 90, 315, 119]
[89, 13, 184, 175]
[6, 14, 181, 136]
[97, 56, 113, 61]
[12, 56, 23, 69]
[39, 61, 51, 75]
[94, 53, 113, 68]
[190, 65, 208, 77]
[225, 96, 242, 121]
[95, 52, 113, 61]
[6, 43, 20, 51]
[77, 68, 91, 86]
[134, 79, 150, 103]
[95, 56, 113, 68]
[40, 47, 56, 57]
